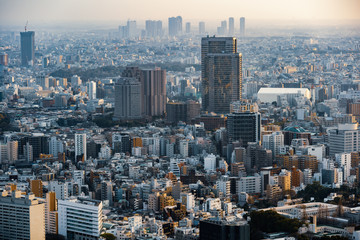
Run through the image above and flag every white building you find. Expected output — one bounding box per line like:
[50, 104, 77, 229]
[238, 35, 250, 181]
[128, 215, 142, 232]
[328, 124, 360, 155]
[257, 87, 310, 103]
[58, 197, 103, 240]
[181, 193, 195, 211]
[73, 170, 85, 186]
[204, 198, 221, 211]
[87, 81, 96, 100]
[179, 140, 189, 157]
[237, 174, 261, 194]
[49, 136, 64, 157]
[75, 133, 87, 161]
[263, 131, 284, 157]
[48, 181, 69, 200]
[216, 175, 230, 197]
[99, 145, 112, 159]
[204, 154, 216, 172]
[336, 153, 351, 181]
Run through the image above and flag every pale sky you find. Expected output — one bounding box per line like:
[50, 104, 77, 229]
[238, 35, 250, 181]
[1, 0, 359, 27]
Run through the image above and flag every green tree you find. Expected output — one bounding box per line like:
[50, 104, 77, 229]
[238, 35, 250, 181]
[100, 233, 116, 240]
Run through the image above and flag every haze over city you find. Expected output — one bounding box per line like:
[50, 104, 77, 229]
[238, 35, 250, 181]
[1, 1, 360, 240]
[1, 0, 360, 29]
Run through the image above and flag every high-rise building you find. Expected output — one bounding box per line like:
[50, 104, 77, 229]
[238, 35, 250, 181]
[329, 124, 360, 155]
[30, 179, 43, 198]
[7, 140, 18, 163]
[0, 190, 45, 240]
[0, 52, 8, 66]
[49, 136, 64, 157]
[199, 21, 205, 34]
[227, 112, 261, 147]
[263, 131, 284, 157]
[185, 22, 191, 34]
[20, 31, 35, 66]
[58, 197, 103, 240]
[114, 77, 142, 120]
[44, 192, 58, 235]
[217, 21, 227, 35]
[201, 36, 242, 113]
[141, 68, 166, 117]
[168, 16, 182, 36]
[228, 17, 234, 35]
[127, 20, 137, 38]
[75, 133, 87, 161]
[87, 81, 96, 100]
[145, 20, 162, 38]
[240, 17, 245, 37]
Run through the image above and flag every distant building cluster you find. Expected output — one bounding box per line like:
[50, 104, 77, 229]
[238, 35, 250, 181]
[1, 14, 360, 240]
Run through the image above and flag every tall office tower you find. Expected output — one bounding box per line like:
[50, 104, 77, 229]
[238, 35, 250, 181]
[227, 112, 261, 147]
[114, 77, 142, 120]
[186, 22, 191, 34]
[168, 16, 182, 36]
[20, 31, 35, 66]
[328, 124, 360, 155]
[58, 198, 103, 240]
[228, 17, 235, 35]
[75, 133, 87, 161]
[263, 131, 284, 157]
[0, 190, 45, 240]
[141, 68, 166, 117]
[44, 192, 58, 235]
[87, 81, 96, 100]
[201, 37, 242, 113]
[240, 17, 245, 37]
[217, 21, 227, 35]
[146, 20, 163, 38]
[127, 20, 137, 38]
[0, 52, 8, 66]
[199, 21, 205, 34]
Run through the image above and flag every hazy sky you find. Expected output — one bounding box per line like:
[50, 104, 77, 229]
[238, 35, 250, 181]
[1, 0, 360, 27]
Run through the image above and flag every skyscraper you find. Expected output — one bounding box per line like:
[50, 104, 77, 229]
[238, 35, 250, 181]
[20, 31, 35, 66]
[201, 37, 242, 113]
[87, 81, 96, 100]
[228, 17, 234, 35]
[199, 22, 205, 34]
[75, 133, 86, 161]
[114, 77, 142, 120]
[168, 16, 182, 36]
[127, 20, 137, 38]
[186, 22, 191, 34]
[240, 17, 245, 37]
[226, 112, 261, 147]
[146, 20, 162, 38]
[141, 68, 166, 117]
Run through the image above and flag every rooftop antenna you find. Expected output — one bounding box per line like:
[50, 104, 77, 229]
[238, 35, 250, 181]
[25, 20, 28, 32]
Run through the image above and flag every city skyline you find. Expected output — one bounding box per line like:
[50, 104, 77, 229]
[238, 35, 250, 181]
[1, 0, 360, 28]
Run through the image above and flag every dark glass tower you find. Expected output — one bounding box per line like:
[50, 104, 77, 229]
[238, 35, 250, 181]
[20, 31, 35, 66]
[201, 36, 242, 113]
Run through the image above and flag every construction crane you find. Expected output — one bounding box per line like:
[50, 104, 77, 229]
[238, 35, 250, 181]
[25, 20, 28, 32]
